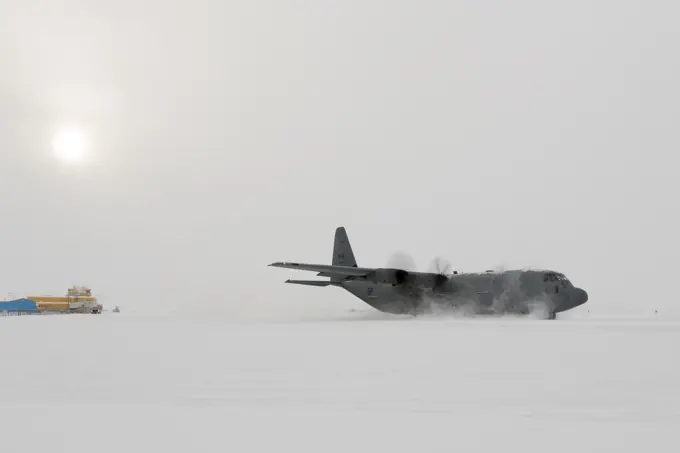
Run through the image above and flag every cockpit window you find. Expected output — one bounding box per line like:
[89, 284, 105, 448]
[545, 272, 570, 284]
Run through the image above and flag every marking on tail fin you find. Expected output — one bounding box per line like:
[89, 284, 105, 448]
[332, 227, 357, 281]
[333, 227, 357, 266]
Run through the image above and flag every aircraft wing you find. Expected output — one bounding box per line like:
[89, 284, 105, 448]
[285, 280, 340, 287]
[268, 261, 374, 277]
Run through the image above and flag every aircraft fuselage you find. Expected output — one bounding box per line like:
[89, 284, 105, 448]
[341, 269, 588, 317]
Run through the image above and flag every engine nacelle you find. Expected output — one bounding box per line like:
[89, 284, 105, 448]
[368, 268, 410, 286]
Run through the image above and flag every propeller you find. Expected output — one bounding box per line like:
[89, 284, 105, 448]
[429, 256, 453, 290]
[386, 251, 417, 271]
[429, 256, 452, 275]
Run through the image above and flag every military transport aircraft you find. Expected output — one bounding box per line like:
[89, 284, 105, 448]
[269, 227, 588, 319]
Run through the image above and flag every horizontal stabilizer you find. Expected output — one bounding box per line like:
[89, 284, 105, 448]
[285, 279, 338, 287]
[269, 262, 372, 277]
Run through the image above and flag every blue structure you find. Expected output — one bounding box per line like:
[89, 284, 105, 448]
[0, 298, 37, 312]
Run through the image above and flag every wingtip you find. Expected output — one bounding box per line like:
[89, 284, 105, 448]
[269, 262, 300, 268]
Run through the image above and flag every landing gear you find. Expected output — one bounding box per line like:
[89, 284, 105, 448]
[546, 311, 556, 320]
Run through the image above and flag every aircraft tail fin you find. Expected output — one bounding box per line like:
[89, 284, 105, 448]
[332, 227, 357, 282]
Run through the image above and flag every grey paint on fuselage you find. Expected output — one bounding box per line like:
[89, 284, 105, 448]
[341, 269, 588, 316]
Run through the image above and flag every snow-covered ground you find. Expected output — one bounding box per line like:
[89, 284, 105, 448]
[1, 310, 678, 452]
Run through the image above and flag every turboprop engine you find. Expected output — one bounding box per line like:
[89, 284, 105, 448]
[368, 268, 410, 286]
[368, 268, 451, 291]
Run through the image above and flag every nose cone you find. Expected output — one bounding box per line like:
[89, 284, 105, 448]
[571, 288, 588, 308]
[556, 287, 588, 312]
[577, 288, 588, 303]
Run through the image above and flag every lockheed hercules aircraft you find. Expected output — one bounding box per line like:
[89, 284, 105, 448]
[269, 227, 588, 319]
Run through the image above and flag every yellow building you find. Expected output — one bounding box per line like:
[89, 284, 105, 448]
[28, 286, 102, 314]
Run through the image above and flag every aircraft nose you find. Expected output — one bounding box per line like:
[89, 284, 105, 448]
[555, 287, 588, 313]
[572, 288, 588, 306]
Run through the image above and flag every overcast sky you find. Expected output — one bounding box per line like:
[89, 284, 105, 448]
[1, 0, 678, 317]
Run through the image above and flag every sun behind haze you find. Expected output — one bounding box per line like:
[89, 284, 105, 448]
[52, 127, 87, 164]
